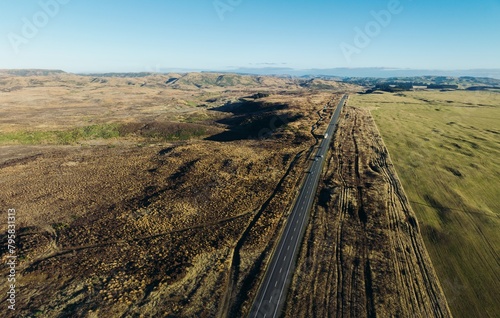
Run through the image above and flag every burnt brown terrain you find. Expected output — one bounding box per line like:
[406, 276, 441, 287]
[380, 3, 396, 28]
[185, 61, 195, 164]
[285, 106, 452, 317]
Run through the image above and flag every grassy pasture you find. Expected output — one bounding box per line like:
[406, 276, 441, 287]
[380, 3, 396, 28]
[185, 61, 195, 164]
[351, 90, 500, 318]
[0, 122, 218, 145]
[0, 124, 120, 145]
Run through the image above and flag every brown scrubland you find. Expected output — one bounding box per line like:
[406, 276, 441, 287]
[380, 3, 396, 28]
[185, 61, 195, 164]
[0, 71, 354, 317]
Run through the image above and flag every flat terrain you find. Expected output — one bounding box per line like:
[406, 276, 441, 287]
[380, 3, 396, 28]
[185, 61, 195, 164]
[0, 72, 354, 317]
[351, 90, 500, 317]
[284, 105, 451, 317]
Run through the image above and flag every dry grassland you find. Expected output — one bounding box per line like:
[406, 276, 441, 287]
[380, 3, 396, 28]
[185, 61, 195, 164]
[0, 72, 352, 317]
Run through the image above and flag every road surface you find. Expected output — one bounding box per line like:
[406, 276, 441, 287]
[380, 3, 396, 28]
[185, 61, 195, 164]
[248, 94, 348, 318]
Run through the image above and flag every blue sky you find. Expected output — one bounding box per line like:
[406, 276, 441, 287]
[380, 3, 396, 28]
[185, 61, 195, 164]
[0, 0, 499, 73]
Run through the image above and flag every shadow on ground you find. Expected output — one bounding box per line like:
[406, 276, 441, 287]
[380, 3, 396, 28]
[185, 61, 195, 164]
[206, 100, 302, 141]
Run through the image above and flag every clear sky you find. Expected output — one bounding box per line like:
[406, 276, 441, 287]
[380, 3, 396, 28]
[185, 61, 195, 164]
[0, 0, 499, 73]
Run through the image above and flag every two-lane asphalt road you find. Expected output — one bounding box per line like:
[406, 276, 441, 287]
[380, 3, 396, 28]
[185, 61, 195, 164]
[248, 95, 348, 318]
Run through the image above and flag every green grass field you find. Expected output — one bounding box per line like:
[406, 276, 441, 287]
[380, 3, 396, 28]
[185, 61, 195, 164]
[0, 124, 121, 145]
[0, 122, 213, 145]
[351, 90, 500, 318]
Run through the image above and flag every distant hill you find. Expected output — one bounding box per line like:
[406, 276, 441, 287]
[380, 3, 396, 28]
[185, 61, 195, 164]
[2, 69, 497, 92]
[80, 72, 154, 78]
[299, 78, 355, 91]
[166, 73, 298, 90]
[3, 68, 500, 80]
[208, 67, 500, 80]
[0, 69, 66, 76]
[76, 72, 354, 91]
[0, 70, 352, 92]
[342, 76, 500, 91]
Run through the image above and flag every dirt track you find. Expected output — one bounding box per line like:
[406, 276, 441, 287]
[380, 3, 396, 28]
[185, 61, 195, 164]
[285, 106, 452, 317]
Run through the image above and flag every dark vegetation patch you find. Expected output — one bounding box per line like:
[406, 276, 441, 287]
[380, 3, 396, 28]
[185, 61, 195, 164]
[445, 166, 463, 178]
[158, 147, 175, 156]
[421, 224, 449, 244]
[90, 78, 108, 84]
[119, 122, 221, 141]
[485, 129, 500, 135]
[207, 100, 302, 141]
[0, 153, 42, 169]
[165, 78, 179, 85]
[211, 100, 287, 115]
[407, 216, 418, 229]
[318, 187, 334, 208]
[244, 92, 270, 99]
[466, 86, 500, 91]
[423, 194, 452, 222]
